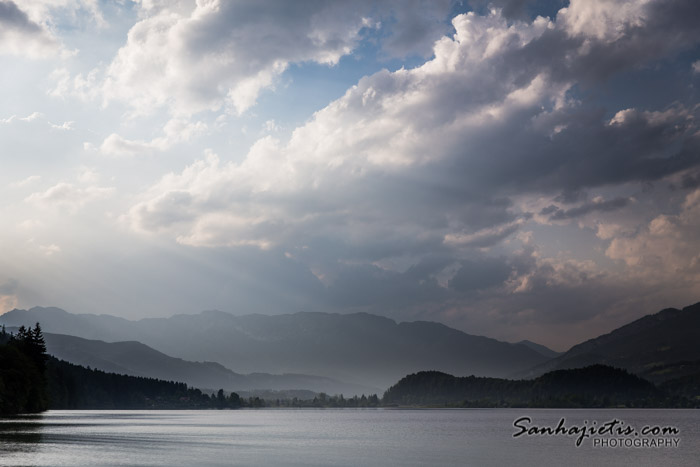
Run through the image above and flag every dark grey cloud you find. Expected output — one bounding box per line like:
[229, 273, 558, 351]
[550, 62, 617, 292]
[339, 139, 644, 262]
[380, 0, 453, 58]
[612, 0, 700, 70]
[680, 170, 700, 189]
[468, 0, 566, 20]
[543, 197, 632, 220]
[0, 1, 40, 32]
[448, 257, 512, 292]
[506, 0, 700, 85]
[442, 104, 700, 196]
[0, 0, 60, 57]
[554, 189, 587, 204]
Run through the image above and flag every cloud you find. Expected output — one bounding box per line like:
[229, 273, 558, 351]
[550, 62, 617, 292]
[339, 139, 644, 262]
[95, 118, 207, 157]
[558, 0, 650, 43]
[1, 112, 43, 124]
[2, 112, 74, 131]
[5, 1, 699, 348]
[542, 196, 633, 221]
[100, 0, 374, 116]
[112, 2, 700, 349]
[52, 0, 454, 118]
[127, 11, 554, 247]
[18, 0, 104, 25]
[76, 167, 99, 184]
[310, 242, 643, 349]
[128, 5, 700, 258]
[9, 175, 41, 188]
[26, 182, 114, 213]
[468, 0, 570, 21]
[95, 134, 156, 157]
[379, 0, 452, 58]
[606, 188, 700, 283]
[448, 257, 513, 292]
[48, 67, 101, 101]
[38, 244, 61, 256]
[444, 220, 524, 249]
[558, 0, 700, 83]
[17, 219, 43, 231]
[49, 120, 74, 131]
[0, 0, 102, 58]
[0, 0, 60, 57]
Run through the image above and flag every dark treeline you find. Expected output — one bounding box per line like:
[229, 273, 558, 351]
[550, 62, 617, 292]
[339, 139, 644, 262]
[0, 324, 248, 414]
[257, 393, 380, 408]
[47, 358, 244, 410]
[0, 324, 49, 414]
[382, 365, 696, 408]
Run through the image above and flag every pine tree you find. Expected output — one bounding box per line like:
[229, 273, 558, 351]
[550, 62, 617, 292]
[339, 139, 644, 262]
[0, 322, 49, 414]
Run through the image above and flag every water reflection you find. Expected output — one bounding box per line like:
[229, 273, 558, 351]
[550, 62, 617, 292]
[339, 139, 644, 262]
[0, 415, 44, 454]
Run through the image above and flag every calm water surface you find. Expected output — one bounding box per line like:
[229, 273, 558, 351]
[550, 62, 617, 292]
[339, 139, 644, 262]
[1, 409, 698, 466]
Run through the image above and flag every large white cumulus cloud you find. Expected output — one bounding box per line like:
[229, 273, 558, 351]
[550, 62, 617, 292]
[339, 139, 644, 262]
[129, 3, 700, 252]
[127, 10, 560, 248]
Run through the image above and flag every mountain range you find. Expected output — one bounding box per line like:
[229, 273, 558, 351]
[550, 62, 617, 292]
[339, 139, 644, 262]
[520, 302, 700, 383]
[0, 307, 549, 389]
[39, 332, 376, 396]
[3, 302, 698, 392]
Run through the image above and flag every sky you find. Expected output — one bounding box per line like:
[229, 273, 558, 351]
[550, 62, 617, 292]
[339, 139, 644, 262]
[1, 0, 699, 350]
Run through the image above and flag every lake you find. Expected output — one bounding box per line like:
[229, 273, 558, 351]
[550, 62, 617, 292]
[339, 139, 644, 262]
[1, 409, 698, 466]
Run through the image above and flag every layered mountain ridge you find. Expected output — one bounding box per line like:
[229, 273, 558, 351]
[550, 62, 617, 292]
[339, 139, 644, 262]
[1, 307, 548, 389]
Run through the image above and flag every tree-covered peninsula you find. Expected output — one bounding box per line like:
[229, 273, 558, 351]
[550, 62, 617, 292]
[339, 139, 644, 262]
[382, 365, 695, 408]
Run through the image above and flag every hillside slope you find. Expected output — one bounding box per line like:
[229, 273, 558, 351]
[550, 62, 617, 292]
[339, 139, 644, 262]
[520, 302, 700, 382]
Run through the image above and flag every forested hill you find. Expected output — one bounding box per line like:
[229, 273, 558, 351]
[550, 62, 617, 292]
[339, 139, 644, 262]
[382, 365, 692, 408]
[0, 324, 243, 414]
[46, 358, 243, 410]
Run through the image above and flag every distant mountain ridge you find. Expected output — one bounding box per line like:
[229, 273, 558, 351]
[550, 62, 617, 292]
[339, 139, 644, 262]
[521, 302, 700, 383]
[31, 332, 378, 396]
[0, 307, 549, 389]
[516, 340, 562, 359]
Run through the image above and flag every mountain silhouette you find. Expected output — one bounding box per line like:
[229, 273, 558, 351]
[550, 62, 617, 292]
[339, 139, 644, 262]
[36, 332, 379, 395]
[1, 307, 548, 389]
[520, 302, 700, 383]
